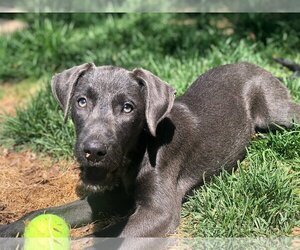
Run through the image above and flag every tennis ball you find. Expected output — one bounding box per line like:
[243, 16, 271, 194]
[24, 214, 70, 250]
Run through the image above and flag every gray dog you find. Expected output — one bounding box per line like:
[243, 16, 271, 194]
[1, 62, 299, 238]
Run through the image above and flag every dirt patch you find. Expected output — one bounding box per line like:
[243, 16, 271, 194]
[0, 81, 41, 117]
[0, 147, 124, 237]
[0, 147, 80, 222]
[293, 227, 300, 236]
[0, 19, 27, 35]
[0, 148, 83, 234]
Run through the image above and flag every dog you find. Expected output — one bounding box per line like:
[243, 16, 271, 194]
[1, 61, 300, 239]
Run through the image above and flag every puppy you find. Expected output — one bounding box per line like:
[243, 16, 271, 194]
[1, 62, 299, 238]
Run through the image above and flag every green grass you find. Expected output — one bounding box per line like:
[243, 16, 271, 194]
[181, 129, 300, 237]
[0, 13, 299, 237]
[0, 14, 299, 82]
[0, 83, 75, 158]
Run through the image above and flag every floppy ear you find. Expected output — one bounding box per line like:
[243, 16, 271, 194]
[51, 63, 95, 120]
[132, 68, 176, 137]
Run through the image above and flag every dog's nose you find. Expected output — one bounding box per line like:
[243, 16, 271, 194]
[83, 141, 107, 162]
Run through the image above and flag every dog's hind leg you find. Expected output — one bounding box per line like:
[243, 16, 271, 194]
[288, 103, 300, 123]
[249, 75, 300, 132]
[266, 85, 300, 129]
[262, 78, 300, 130]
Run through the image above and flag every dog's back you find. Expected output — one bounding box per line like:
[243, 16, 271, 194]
[172, 63, 298, 193]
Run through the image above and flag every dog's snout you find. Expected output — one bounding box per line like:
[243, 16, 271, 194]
[83, 140, 107, 162]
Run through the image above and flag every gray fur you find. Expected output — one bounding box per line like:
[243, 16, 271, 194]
[1, 62, 300, 241]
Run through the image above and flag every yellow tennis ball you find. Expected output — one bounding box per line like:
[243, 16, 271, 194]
[24, 214, 70, 250]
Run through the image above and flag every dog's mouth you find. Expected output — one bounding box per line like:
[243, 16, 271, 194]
[79, 166, 120, 193]
[84, 166, 108, 182]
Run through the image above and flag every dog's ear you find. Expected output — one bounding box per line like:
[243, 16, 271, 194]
[131, 68, 176, 137]
[51, 63, 95, 120]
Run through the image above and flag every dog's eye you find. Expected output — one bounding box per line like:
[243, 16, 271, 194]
[77, 97, 87, 108]
[122, 102, 134, 113]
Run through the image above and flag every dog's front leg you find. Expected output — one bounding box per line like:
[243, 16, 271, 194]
[0, 198, 92, 237]
[94, 173, 181, 238]
[0, 187, 133, 237]
[93, 200, 181, 238]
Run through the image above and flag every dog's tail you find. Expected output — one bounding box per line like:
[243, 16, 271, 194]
[274, 58, 300, 77]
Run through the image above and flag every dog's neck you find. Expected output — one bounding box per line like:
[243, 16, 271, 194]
[120, 130, 148, 195]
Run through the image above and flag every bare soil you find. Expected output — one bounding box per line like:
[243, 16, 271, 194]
[0, 146, 108, 237]
[0, 148, 83, 233]
[0, 19, 27, 35]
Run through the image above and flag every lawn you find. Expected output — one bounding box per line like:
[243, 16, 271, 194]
[0, 13, 299, 237]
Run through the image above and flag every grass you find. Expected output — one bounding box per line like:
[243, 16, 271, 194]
[0, 14, 299, 82]
[0, 79, 40, 101]
[0, 13, 299, 237]
[181, 129, 300, 237]
[0, 83, 75, 158]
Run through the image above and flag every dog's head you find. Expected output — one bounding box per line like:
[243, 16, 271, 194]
[51, 63, 176, 192]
